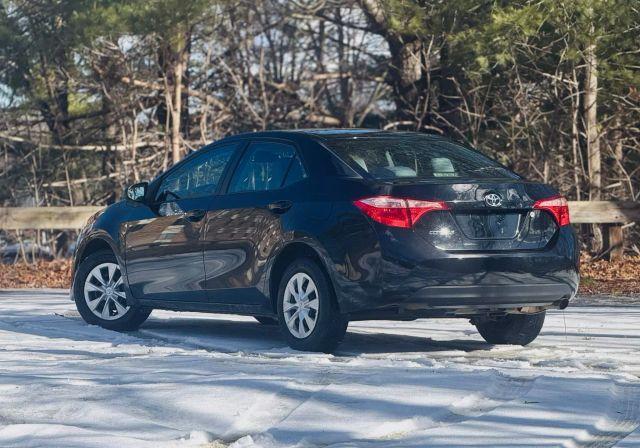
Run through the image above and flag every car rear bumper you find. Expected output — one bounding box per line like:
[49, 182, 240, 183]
[343, 275, 577, 320]
[405, 282, 574, 306]
[330, 224, 579, 316]
[344, 270, 578, 319]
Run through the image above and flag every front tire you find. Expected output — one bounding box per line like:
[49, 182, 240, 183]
[277, 258, 348, 353]
[74, 249, 151, 331]
[474, 312, 546, 346]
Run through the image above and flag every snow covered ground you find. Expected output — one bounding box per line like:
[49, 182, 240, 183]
[0, 290, 639, 448]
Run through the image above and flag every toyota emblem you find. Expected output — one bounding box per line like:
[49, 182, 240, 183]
[484, 192, 503, 207]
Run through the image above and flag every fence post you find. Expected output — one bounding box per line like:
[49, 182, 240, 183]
[603, 224, 624, 261]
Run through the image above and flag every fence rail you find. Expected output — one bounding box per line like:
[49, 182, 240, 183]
[567, 201, 640, 224]
[0, 206, 103, 230]
[1, 201, 638, 260]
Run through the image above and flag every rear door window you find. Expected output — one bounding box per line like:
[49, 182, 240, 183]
[228, 141, 305, 193]
[323, 135, 519, 180]
[282, 156, 306, 187]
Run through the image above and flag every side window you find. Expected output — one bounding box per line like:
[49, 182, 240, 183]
[156, 144, 236, 201]
[283, 156, 306, 187]
[229, 141, 304, 193]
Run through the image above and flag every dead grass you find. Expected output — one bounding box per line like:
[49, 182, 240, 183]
[0, 255, 638, 296]
[579, 254, 640, 296]
[0, 260, 72, 289]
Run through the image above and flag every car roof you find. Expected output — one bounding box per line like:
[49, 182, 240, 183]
[217, 128, 448, 143]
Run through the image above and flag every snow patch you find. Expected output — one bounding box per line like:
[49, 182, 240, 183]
[1, 290, 640, 447]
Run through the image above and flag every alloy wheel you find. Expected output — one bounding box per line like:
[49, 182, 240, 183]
[83, 262, 130, 321]
[282, 272, 319, 338]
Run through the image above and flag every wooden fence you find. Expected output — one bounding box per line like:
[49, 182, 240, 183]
[1, 202, 639, 260]
[0, 206, 103, 230]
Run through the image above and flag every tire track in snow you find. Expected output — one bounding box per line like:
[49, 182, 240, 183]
[58, 313, 542, 445]
[573, 382, 640, 448]
[374, 371, 537, 442]
[439, 372, 536, 423]
[220, 369, 339, 442]
[53, 308, 640, 448]
[263, 371, 537, 446]
[129, 320, 541, 444]
[56, 313, 281, 360]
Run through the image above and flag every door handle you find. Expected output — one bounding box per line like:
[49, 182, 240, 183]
[185, 209, 206, 222]
[268, 200, 293, 214]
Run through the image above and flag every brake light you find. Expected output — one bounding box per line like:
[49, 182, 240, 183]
[533, 195, 570, 226]
[353, 196, 449, 228]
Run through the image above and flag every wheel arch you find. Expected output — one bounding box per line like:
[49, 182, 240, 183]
[76, 237, 114, 265]
[267, 241, 340, 314]
[71, 234, 124, 301]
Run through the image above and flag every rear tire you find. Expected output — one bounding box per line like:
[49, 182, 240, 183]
[277, 258, 348, 353]
[474, 312, 545, 346]
[74, 249, 151, 331]
[254, 316, 278, 326]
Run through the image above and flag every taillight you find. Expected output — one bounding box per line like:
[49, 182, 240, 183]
[353, 196, 449, 228]
[533, 195, 570, 226]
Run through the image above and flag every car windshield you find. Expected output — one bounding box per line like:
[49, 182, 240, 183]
[323, 135, 519, 180]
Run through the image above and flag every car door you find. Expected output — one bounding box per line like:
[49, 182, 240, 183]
[202, 139, 307, 304]
[125, 144, 238, 301]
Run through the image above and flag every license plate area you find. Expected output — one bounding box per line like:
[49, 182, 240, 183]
[453, 212, 523, 240]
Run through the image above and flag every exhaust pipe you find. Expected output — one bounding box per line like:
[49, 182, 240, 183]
[517, 298, 570, 314]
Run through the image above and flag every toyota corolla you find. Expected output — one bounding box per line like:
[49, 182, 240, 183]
[71, 130, 579, 352]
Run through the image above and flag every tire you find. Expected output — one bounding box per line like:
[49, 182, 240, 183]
[74, 249, 151, 331]
[276, 258, 348, 353]
[474, 311, 546, 346]
[254, 316, 278, 326]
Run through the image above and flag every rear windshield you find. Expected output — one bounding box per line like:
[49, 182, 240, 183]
[323, 135, 519, 180]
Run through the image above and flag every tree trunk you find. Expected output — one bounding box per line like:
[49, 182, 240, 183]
[388, 38, 426, 123]
[438, 42, 462, 133]
[612, 114, 627, 197]
[584, 35, 602, 252]
[101, 91, 117, 191]
[571, 68, 582, 200]
[336, 8, 353, 126]
[357, 0, 428, 126]
[171, 54, 184, 165]
[181, 36, 192, 137]
[164, 30, 191, 166]
[585, 41, 600, 201]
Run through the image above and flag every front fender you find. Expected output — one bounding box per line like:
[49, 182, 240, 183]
[71, 201, 146, 306]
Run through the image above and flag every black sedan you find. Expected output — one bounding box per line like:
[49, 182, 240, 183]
[71, 130, 579, 352]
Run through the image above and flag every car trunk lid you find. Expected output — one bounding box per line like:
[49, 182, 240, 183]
[378, 180, 559, 251]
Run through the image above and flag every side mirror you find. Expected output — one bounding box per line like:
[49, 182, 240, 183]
[126, 182, 148, 202]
